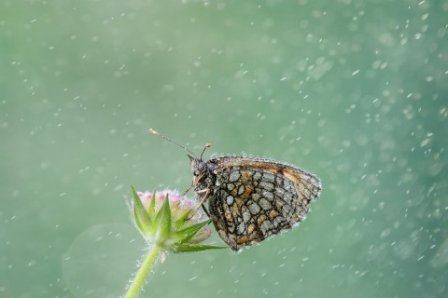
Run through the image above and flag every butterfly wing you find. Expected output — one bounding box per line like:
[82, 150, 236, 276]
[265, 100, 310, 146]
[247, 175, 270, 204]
[207, 157, 321, 251]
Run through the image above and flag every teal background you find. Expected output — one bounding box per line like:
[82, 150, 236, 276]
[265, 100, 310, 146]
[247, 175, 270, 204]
[1, 0, 447, 297]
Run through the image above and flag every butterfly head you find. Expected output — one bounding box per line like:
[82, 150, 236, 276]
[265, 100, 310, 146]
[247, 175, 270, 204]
[189, 155, 206, 176]
[188, 143, 213, 190]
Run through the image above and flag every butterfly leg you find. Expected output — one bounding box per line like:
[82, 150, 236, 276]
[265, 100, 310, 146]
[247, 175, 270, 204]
[195, 188, 210, 209]
[181, 184, 193, 196]
[201, 204, 211, 218]
[194, 188, 211, 217]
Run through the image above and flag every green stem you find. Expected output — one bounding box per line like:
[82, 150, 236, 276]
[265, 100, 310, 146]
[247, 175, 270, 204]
[125, 244, 163, 298]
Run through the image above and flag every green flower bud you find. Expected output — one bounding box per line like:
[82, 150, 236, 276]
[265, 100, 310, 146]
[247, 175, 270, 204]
[131, 188, 223, 252]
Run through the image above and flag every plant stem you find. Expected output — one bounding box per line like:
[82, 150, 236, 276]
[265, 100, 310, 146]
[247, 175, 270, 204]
[124, 244, 163, 298]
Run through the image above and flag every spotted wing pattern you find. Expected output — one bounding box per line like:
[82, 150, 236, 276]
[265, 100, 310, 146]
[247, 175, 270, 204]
[207, 157, 321, 251]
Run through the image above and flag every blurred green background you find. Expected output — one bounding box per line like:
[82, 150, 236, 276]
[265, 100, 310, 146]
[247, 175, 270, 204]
[1, 0, 447, 297]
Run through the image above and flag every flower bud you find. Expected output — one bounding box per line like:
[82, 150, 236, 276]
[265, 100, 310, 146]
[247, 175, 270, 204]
[131, 188, 223, 252]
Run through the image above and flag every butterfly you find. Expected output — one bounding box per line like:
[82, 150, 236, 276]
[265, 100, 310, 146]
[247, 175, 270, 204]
[149, 129, 322, 251]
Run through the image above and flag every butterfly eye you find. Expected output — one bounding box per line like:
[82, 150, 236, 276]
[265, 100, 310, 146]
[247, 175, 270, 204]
[192, 161, 207, 176]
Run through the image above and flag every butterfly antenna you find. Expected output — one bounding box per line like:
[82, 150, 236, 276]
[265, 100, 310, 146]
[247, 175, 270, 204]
[148, 128, 197, 157]
[200, 143, 212, 160]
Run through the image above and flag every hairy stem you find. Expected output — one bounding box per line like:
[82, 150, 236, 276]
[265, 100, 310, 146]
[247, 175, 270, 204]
[124, 244, 162, 298]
